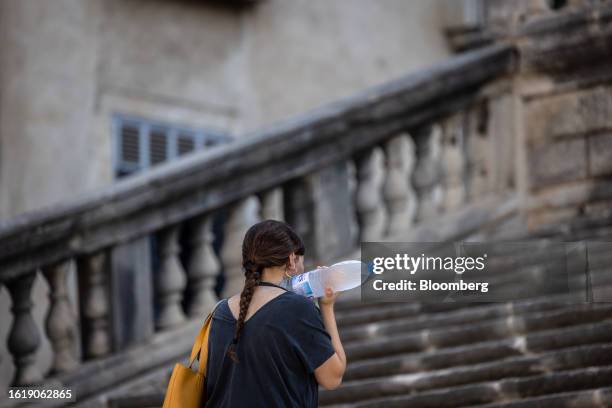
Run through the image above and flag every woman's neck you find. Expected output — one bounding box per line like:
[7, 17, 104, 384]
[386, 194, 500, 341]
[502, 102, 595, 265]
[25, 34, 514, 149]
[260, 267, 285, 286]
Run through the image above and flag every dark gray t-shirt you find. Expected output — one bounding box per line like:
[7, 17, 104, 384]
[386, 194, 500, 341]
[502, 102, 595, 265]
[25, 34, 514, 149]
[203, 291, 336, 408]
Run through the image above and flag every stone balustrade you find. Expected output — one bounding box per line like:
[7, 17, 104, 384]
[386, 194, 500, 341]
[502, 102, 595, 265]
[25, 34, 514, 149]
[0, 42, 515, 401]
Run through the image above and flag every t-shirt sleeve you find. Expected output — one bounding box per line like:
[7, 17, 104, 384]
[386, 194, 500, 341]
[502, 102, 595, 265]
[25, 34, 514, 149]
[286, 298, 337, 373]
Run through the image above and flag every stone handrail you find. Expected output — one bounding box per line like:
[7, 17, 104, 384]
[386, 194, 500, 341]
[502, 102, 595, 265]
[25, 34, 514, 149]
[0, 43, 515, 281]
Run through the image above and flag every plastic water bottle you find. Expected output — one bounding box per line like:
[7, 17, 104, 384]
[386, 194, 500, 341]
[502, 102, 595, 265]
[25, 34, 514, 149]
[289, 260, 363, 298]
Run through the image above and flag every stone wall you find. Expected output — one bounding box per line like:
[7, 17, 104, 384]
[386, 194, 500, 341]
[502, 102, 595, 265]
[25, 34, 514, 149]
[506, 1, 612, 231]
[522, 82, 612, 229]
[0, 0, 450, 221]
[240, 0, 451, 129]
[0, 0, 102, 219]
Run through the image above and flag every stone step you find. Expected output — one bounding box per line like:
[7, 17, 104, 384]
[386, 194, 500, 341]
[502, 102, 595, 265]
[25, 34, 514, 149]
[530, 218, 612, 242]
[321, 365, 612, 407]
[343, 319, 612, 381]
[108, 394, 163, 408]
[449, 259, 612, 294]
[464, 279, 611, 305]
[344, 307, 612, 361]
[320, 343, 612, 405]
[335, 240, 612, 315]
[464, 240, 612, 268]
[336, 301, 496, 328]
[336, 278, 612, 329]
[469, 260, 612, 295]
[340, 299, 570, 343]
[475, 386, 612, 408]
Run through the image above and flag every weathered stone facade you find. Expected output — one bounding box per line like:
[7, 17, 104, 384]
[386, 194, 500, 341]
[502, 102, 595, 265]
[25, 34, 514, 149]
[0, 0, 450, 220]
[523, 84, 612, 228]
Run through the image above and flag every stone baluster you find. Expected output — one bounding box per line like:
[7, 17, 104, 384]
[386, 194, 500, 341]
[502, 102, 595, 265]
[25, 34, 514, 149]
[412, 125, 443, 221]
[42, 260, 78, 375]
[221, 196, 261, 298]
[155, 225, 187, 330]
[261, 187, 284, 221]
[186, 214, 219, 318]
[467, 103, 492, 200]
[441, 115, 467, 212]
[347, 161, 360, 248]
[354, 147, 387, 241]
[382, 133, 417, 237]
[77, 252, 111, 359]
[430, 125, 444, 214]
[6, 272, 43, 386]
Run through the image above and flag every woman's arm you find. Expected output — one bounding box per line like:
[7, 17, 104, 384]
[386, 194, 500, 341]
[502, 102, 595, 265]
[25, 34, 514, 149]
[314, 287, 347, 390]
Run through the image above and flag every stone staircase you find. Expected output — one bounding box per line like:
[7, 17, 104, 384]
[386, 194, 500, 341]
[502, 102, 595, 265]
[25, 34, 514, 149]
[324, 300, 612, 407]
[312, 221, 612, 407]
[97, 238, 612, 407]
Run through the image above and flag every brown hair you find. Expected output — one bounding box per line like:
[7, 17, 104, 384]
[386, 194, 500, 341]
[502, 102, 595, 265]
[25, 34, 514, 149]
[226, 219, 305, 363]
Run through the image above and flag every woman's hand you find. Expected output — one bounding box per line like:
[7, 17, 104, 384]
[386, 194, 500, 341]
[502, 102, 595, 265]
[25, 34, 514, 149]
[316, 266, 339, 306]
[319, 287, 339, 306]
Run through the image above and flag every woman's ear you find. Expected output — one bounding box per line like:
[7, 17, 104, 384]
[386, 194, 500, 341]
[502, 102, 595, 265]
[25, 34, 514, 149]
[288, 253, 296, 270]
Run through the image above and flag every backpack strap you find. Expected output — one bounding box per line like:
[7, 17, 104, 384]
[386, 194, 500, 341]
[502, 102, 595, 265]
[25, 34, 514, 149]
[188, 299, 225, 373]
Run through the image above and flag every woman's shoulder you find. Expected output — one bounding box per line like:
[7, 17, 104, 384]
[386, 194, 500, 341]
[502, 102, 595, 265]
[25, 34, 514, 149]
[277, 291, 320, 316]
[210, 298, 234, 323]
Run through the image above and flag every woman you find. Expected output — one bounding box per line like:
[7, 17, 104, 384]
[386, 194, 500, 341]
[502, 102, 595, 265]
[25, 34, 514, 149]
[203, 219, 347, 407]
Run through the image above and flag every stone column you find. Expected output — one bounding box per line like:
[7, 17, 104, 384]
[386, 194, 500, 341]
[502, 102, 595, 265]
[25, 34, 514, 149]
[354, 147, 387, 242]
[412, 125, 443, 221]
[221, 196, 260, 298]
[465, 102, 492, 200]
[155, 225, 187, 330]
[441, 114, 467, 212]
[6, 272, 43, 386]
[77, 252, 111, 359]
[383, 134, 416, 236]
[261, 187, 284, 221]
[186, 214, 220, 317]
[42, 260, 78, 375]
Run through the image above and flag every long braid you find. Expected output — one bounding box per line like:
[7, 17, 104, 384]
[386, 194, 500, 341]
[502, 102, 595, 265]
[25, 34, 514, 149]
[227, 261, 262, 363]
[225, 220, 305, 364]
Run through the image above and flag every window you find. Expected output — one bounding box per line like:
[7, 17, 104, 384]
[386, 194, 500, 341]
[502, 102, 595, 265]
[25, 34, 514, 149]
[112, 114, 232, 178]
[443, 0, 484, 29]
